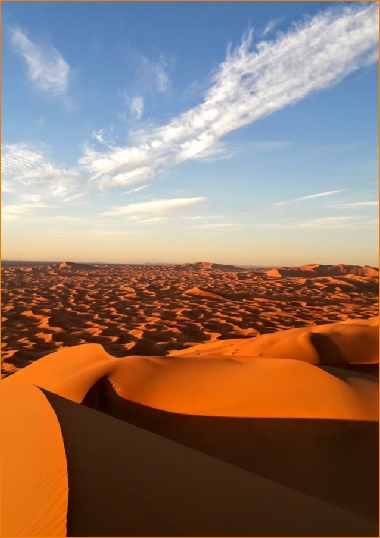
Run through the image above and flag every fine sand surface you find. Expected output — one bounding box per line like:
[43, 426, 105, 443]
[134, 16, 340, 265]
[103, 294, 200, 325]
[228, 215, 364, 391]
[1, 261, 378, 536]
[1, 261, 378, 377]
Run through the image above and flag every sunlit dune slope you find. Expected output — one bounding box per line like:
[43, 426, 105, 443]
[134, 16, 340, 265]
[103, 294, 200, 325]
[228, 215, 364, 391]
[3, 317, 378, 420]
[1, 382, 68, 537]
[172, 316, 379, 365]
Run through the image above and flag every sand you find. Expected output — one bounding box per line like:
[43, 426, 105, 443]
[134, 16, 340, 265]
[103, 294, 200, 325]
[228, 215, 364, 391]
[1, 261, 378, 536]
[1, 381, 68, 537]
[1, 262, 378, 376]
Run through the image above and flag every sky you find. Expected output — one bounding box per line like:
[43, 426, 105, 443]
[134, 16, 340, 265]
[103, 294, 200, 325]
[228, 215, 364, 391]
[2, 1, 378, 266]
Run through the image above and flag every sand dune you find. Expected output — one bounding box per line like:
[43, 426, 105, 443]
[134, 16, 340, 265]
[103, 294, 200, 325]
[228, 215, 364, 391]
[1, 262, 378, 377]
[1, 262, 378, 536]
[172, 316, 379, 365]
[4, 316, 378, 420]
[1, 382, 68, 537]
[263, 263, 379, 278]
[2, 320, 378, 536]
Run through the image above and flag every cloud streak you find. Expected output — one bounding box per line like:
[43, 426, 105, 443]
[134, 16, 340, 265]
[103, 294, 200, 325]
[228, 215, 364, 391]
[10, 27, 70, 96]
[122, 184, 149, 195]
[257, 216, 378, 230]
[262, 18, 283, 37]
[274, 190, 344, 207]
[330, 201, 378, 209]
[191, 223, 244, 230]
[100, 197, 206, 217]
[80, 3, 378, 190]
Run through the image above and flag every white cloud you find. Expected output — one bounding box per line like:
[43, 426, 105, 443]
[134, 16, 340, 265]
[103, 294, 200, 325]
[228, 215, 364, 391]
[122, 184, 149, 195]
[274, 190, 344, 206]
[262, 18, 283, 37]
[330, 201, 378, 209]
[123, 94, 145, 120]
[138, 217, 168, 224]
[299, 216, 378, 229]
[191, 223, 244, 230]
[19, 193, 42, 203]
[10, 27, 70, 96]
[100, 197, 206, 217]
[1, 143, 80, 199]
[130, 96, 144, 119]
[140, 54, 170, 92]
[2, 202, 49, 221]
[183, 215, 222, 220]
[80, 3, 378, 190]
[256, 216, 378, 230]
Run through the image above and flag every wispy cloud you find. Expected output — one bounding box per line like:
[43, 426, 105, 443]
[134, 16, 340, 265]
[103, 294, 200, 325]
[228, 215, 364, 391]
[1, 143, 81, 199]
[274, 190, 343, 207]
[191, 223, 244, 230]
[91, 128, 115, 148]
[329, 201, 378, 209]
[2, 202, 49, 221]
[138, 217, 168, 224]
[126, 51, 171, 94]
[257, 216, 378, 230]
[122, 184, 149, 195]
[299, 216, 378, 229]
[261, 18, 283, 37]
[130, 96, 144, 119]
[10, 27, 70, 96]
[80, 3, 378, 190]
[123, 94, 145, 120]
[183, 215, 222, 220]
[141, 54, 170, 92]
[100, 197, 206, 217]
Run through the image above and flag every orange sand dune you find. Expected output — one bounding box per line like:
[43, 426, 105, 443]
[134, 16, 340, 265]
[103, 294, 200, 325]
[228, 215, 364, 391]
[183, 286, 224, 299]
[172, 316, 379, 365]
[2, 312, 378, 536]
[1, 382, 68, 537]
[4, 322, 378, 420]
[2, 262, 378, 372]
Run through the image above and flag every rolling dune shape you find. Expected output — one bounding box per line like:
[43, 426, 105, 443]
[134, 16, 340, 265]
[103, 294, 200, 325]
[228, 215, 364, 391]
[1, 263, 378, 537]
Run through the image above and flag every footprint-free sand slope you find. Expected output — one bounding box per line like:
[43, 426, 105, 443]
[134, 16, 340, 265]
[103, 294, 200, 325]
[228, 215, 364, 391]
[1, 382, 68, 537]
[4, 319, 378, 420]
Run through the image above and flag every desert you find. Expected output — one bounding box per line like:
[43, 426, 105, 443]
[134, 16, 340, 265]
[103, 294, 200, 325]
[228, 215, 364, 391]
[1, 260, 379, 536]
[1, 261, 378, 377]
[2, 1, 379, 536]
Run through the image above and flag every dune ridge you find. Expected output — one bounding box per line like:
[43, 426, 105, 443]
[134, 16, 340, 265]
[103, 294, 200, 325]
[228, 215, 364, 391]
[3, 315, 378, 420]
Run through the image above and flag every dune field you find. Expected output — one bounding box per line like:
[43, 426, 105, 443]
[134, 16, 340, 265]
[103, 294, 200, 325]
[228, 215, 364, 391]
[1, 261, 378, 377]
[1, 261, 379, 537]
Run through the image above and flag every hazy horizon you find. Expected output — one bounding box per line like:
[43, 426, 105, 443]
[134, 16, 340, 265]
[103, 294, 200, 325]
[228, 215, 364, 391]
[2, 2, 378, 265]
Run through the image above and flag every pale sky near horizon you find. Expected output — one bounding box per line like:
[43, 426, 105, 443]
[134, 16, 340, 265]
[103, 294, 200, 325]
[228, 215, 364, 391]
[2, 2, 378, 266]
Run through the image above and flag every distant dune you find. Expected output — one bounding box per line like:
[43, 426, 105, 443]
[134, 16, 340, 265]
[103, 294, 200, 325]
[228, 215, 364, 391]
[53, 261, 98, 271]
[177, 261, 246, 271]
[2, 262, 378, 375]
[263, 263, 379, 278]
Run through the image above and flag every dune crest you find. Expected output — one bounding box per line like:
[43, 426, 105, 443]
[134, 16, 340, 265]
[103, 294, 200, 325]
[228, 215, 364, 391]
[172, 316, 379, 365]
[3, 316, 378, 420]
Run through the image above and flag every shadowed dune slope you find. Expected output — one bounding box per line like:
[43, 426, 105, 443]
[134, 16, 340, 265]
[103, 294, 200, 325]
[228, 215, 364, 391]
[44, 388, 377, 537]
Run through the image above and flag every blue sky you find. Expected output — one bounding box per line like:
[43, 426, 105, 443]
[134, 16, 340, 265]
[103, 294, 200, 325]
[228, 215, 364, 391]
[2, 2, 378, 266]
